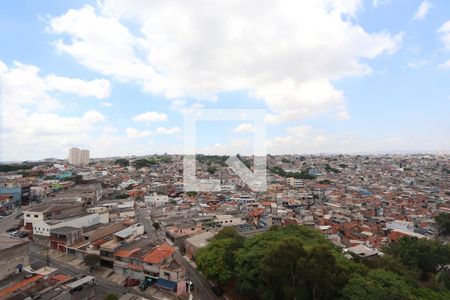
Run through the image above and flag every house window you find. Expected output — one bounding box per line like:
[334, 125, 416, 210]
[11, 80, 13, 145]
[34, 215, 38, 218]
[26, 214, 30, 217]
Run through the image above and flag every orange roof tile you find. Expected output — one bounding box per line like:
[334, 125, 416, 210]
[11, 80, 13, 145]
[142, 244, 175, 264]
[115, 248, 141, 258]
[128, 263, 144, 271]
[51, 274, 72, 282]
[0, 275, 44, 297]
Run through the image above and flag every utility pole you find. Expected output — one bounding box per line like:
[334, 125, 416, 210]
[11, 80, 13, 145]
[46, 246, 50, 267]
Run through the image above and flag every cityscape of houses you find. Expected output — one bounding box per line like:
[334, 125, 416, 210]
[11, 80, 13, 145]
[0, 153, 449, 299]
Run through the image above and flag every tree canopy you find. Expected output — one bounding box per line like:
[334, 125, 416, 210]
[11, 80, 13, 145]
[435, 213, 450, 236]
[115, 158, 129, 167]
[195, 225, 450, 299]
[84, 254, 100, 268]
[383, 237, 450, 280]
[104, 294, 119, 300]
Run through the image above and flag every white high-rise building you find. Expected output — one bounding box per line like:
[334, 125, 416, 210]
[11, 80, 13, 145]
[68, 147, 80, 165]
[80, 149, 90, 165]
[68, 148, 90, 165]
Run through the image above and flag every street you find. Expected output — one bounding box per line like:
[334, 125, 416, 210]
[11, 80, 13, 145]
[28, 245, 130, 299]
[1, 205, 220, 299]
[0, 210, 22, 233]
[137, 207, 220, 300]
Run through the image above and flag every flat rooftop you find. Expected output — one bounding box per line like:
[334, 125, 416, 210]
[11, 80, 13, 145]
[0, 235, 29, 251]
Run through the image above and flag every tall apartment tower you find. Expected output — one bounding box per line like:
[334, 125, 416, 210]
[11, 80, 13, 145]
[68, 147, 81, 165]
[68, 148, 90, 165]
[80, 149, 90, 165]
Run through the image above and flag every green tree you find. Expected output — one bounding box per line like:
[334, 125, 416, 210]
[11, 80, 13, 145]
[104, 294, 119, 300]
[412, 287, 450, 300]
[186, 191, 197, 197]
[84, 254, 100, 271]
[196, 238, 237, 284]
[302, 245, 348, 299]
[235, 225, 346, 297]
[383, 237, 450, 280]
[152, 222, 160, 230]
[214, 227, 243, 240]
[115, 158, 129, 167]
[342, 269, 413, 300]
[436, 267, 450, 290]
[72, 174, 83, 184]
[207, 166, 217, 174]
[435, 213, 450, 236]
[362, 254, 420, 284]
[196, 227, 244, 285]
[259, 237, 308, 300]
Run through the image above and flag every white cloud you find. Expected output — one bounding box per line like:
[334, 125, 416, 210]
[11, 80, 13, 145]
[412, 1, 431, 21]
[407, 59, 428, 69]
[49, 1, 401, 122]
[0, 60, 110, 161]
[234, 123, 254, 133]
[199, 138, 252, 155]
[169, 100, 204, 114]
[372, 0, 390, 8]
[44, 75, 111, 98]
[438, 20, 450, 50]
[438, 60, 450, 68]
[125, 127, 152, 138]
[266, 127, 450, 154]
[100, 101, 112, 107]
[155, 126, 181, 135]
[132, 111, 168, 122]
[285, 125, 312, 136]
[82, 110, 106, 123]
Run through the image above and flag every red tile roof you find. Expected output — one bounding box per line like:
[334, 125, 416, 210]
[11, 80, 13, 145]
[0, 275, 44, 297]
[51, 274, 72, 282]
[115, 248, 141, 258]
[128, 263, 144, 271]
[0, 195, 13, 202]
[142, 244, 175, 264]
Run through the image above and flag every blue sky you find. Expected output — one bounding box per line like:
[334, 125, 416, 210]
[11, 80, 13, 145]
[0, 0, 449, 161]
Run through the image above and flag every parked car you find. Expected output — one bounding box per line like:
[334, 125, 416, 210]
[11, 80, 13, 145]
[7, 224, 21, 232]
[18, 232, 28, 238]
[139, 278, 153, 291]
[124, 278, 140, 287]
[211, 286, 224, 297]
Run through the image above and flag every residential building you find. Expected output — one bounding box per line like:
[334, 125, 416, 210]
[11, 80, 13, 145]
[0, 236, 29, 280]
[185, 231, 217, 259]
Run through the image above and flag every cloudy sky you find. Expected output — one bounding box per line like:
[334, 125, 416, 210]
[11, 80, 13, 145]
[1, 0, 449, 161]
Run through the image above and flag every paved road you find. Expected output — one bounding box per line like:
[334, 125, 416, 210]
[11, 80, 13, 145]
[29, 247, 130, 299]
[28, 245, 166, 300]
[137, 207, 219, 300]
[0, 211, 22, 233]
[174, 252, 220, 300]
